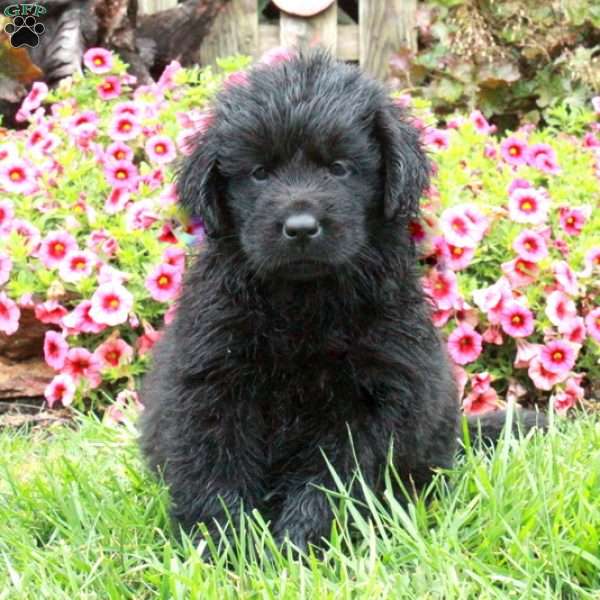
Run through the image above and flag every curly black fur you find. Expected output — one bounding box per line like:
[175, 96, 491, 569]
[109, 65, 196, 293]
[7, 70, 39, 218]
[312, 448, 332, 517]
[140, 51, 544, 551]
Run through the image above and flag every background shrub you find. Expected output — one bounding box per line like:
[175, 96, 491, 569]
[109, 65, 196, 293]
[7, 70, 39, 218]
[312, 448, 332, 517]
[0, 50, 598, 418]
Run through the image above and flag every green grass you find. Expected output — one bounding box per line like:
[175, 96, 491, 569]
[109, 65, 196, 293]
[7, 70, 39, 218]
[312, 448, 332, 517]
[0, 414, 599, 599]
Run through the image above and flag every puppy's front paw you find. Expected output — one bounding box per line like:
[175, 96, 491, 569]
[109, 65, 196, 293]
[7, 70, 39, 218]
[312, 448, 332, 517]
[272, 484, 332, 551]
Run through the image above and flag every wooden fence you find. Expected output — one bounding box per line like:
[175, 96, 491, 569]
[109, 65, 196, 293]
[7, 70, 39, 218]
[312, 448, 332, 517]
[137, 0, 417, 80]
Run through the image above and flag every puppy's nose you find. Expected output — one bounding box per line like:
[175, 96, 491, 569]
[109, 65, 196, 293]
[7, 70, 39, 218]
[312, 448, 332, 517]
[282, 213, 321, 240]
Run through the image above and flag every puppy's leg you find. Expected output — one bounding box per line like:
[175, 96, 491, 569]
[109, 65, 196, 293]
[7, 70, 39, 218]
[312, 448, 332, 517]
[142, 400, 266, 545]
[271, 425, 379, 551]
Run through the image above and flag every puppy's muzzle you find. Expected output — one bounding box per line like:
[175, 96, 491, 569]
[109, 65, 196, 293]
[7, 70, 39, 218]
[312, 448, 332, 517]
[282, 213, 322, 241]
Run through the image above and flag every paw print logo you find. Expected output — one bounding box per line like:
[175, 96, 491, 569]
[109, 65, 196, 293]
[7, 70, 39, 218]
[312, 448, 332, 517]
[4, 15, 45, 48]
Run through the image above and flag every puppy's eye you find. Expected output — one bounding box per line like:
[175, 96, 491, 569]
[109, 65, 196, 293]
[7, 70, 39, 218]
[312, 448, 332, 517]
[251, 166, 269, 182]
[329, 161, 349, 177]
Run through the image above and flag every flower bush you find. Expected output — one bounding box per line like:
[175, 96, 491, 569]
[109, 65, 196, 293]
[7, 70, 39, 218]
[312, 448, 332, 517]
[0, 48, 598, 419]
[410, 98, 600, 415]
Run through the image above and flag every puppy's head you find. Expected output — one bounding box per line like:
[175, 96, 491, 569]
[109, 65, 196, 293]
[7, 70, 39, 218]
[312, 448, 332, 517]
[179, 52, 429, 281]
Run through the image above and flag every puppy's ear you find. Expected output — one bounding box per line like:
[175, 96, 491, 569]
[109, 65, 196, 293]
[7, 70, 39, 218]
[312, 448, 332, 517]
[376, 104, 430, 220]
[177, 131, 223, 237]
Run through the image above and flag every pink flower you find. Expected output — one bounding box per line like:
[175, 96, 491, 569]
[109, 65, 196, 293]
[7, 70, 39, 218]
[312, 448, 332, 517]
[108, 115, 141, 141]
[94, 337, 133, 368]
[38, 231, 78, 268]
[584, 307, 600, 343]
[592, 96, 600, 113]
[500, 302, 534, 338]
[583, 132, 600, 148]
[113, 101, 142, 120]
[447, 323, 483, 365]
[440, 205, 484, 248]
[34, 300, 67, 325]
[508, 188, 548, 224]
[10, 219, 40, 252]
[483, 144, 497, 159]
[501, 257, 539, 288]
[526, 143, 560, 174]
[472, 278, 512, 324]
[559, 317, 586, 344]
[551, 390, 576, 415]
[528, 357, 567, 390]
[0, 292, 20, 335]
[44, 330, 69, 370]
[137, 322, 162, 355]
[27, 126, 59, 154]
[59, 250, 96, 282]
[454, 300, 479, 328]
[104, 389, 143, 426]
[463, 373, 499, 416]
[470, 110, 492, 135]
[553, 261, 578, 296]
[423, 269, 459, 310]
[145, 263, 182, 302]
[507, 178, 532, 195]
[259, 46, 296, 66]
[163, 246, 186, 270]
[44, 374, 76, 408]
[105, 188, 130, 214]
[482, 325, 503, 345]
[145, 135, 177, 164]
[463, 386, 499, 416]
[500, 136, 528, 166]
[62, 347, 102, 388]
[558, 206, 589, 236]
[157, 60, 182, 89]
[83, 48, 114, 74]
[0, 158, 38, 195]
[0, 253, 12, 285]
[105, 141, 134, 163]
[512, 230, 548, 262]
[104, 160, 139, 190]
[539, 340, 577, 374]
[545, 291, 577, 327]
[126, 200, 159, 230]
[97, 76, 122, 100]
[583, 248, 600, 276]
[0, 199, 14, 233]
[87, 230, 119, 257]
[431, 308, 452, 328]
[551, 376, 585, 415]
[424, 128, 450, 150]
[164, 303, 178, 325]
[62, 300, 106, 334]
[18, 82, 48, 116]
[89, 283, 134, 326]
[439, 239, 475, 271]
[514, 339, 540, 368]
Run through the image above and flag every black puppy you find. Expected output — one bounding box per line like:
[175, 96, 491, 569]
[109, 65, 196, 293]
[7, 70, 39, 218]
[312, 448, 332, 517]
[140, 52, 542, 550]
